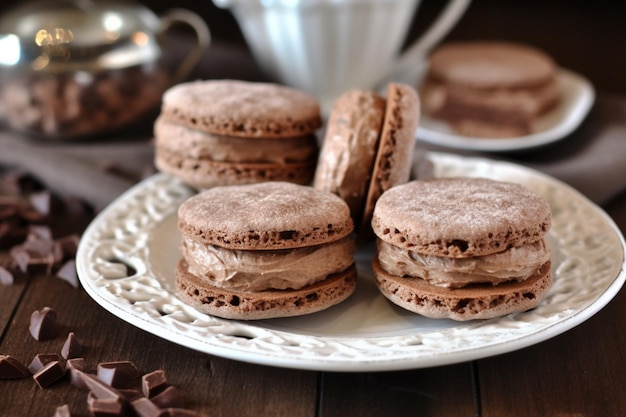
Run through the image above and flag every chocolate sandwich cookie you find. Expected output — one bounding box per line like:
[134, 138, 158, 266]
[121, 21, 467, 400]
[154, 80, 322, 189]
[175, 181, 357, 320]
[313, 90, 385, 222]
[313, 83, 420, 237]
[371, 177, 552, 321]
[420, 41, 560, 138]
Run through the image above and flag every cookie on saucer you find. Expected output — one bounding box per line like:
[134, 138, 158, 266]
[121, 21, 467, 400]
[371, 177, 552, 321]
[175, 181, 357, 320]
[154, 80, 321, 189]
[420, 41, 560, 138]
[313, 83, 420, 236]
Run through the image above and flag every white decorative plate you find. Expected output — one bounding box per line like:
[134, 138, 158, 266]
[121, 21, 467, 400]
[76, 153, 625, 372]
[416, 69, 595, 152]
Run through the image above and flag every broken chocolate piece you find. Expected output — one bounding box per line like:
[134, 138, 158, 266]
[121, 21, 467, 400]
[130, 397, 162, 417]
[28, 224, 52, 241]
[67, 361, 88, 390]
[0, 219, 27, 250]
[33, 360, 65, 389]
[11, 245, 53, 275]
[142, 369, 168, 397]
[66, 357, 85, 372]
[0, 195, 20, 218]
[61, 332, 83, 359]
[28, 353, 61, 374]
[53, 404, 71, 417]
[87, 393, 125, 417]
[97, 361, 139, 389]
[0, 170, 40, 196]
[119, 388, 144, 402]
[0, 265, 14, 285]
[151, 386, 184, 409]
[11, 237, 62, 275]
[56, 234, 80, 258]
[0, 355, 30, 379]
[18, 200, 47, 222]
[82, 373, 123, 401]
[28, 191, 52, 217]
[56, 259, 79, 288]
[29, 306, 58, 340]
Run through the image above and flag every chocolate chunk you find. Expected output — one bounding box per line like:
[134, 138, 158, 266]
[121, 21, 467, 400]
[11, 237, 62, 275]
[61, 332, 83, 359]
[130, 397, 162, 417]
[0, 219, 27, 250]
[87, 393, 125, 417]
[66, 361, 88, 390]
[97, 361, 139, 389]
[0, 355, 30, 379]
[151, 386, 184, 409]
[29, 306, 58, 340]
[142, 369, 168, 397]
[53, 404, 71, 417]
[28, 224, 52, 241]
[11, 244, 53, 275]
[56, 259, 79, 288]
[56, 234, 80, 258]
[66, 357, 87, 389]
[66, 357, 85, 372]
[0, 170, 40, 195]
[0, 265, 14, 285]
[28, 191, 52, 217]
[33, 360, 65, 389]
[27, 236, 63, 261]
[28, 353, 60, 374]
[82, 373, 123, 401]
[119, 388, 144, 402]
[0, 197, 18, 218]
[18, 201, 47, 222]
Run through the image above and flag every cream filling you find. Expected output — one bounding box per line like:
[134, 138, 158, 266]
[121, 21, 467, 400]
[422, 78, 559, 116]
[182, 236, 355, 291]
[155, 117, 318, 164]
[377, 239, 549, 288]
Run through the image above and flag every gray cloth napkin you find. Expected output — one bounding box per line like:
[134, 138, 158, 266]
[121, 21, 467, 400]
[0, 134, 154, 209]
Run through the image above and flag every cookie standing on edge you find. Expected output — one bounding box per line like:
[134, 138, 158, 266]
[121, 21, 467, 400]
[175, 182, 357, 320]
[313, 90, 385, 222]
[313, 83, 420, 237]
[371, 177, 553, 321]
[420, 41, 560, 138]
[154, 80, 322, 189]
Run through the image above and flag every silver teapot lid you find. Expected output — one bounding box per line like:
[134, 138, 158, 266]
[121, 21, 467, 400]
[0, 0, 162, 73]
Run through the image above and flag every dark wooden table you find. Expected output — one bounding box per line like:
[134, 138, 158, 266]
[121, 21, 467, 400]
[2, 1, 626, 416]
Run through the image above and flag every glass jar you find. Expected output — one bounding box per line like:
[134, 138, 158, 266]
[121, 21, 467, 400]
[0, 0, 209, 140]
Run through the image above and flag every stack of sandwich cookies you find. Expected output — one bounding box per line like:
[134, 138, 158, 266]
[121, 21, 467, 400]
[313, 83, 420, 236]
[420, 41, 560, 138]
[175, 181, 357, 320]
[371, 177, 552, 321]
[154, 80, 321, 189]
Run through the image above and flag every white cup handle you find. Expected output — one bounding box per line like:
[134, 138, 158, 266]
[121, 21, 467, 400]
[383, 0, 471, 84]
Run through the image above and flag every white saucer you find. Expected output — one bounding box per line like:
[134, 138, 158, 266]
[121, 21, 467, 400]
[416, 68, 595, 152]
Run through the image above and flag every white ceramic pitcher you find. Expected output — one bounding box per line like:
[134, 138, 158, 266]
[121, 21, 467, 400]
[213, 0, 471, 109]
